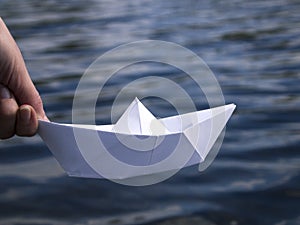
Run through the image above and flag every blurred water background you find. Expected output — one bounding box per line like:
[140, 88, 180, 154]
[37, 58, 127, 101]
[0, 0, 299, 224]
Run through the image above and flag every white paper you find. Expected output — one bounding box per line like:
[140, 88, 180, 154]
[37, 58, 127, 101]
[38, 98, 236, 180]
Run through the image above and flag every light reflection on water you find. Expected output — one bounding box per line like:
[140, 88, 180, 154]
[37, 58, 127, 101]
[0, 0, 299, 224]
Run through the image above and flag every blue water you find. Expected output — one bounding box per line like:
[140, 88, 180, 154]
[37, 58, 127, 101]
[0, 0, 299, 224]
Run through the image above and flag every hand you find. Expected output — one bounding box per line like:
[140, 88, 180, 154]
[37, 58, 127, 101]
[0, 17, 48, 139]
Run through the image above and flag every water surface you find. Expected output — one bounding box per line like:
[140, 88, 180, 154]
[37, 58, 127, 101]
[0, 0, 299, 224]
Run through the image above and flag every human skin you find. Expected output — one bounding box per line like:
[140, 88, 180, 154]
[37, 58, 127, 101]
[0, 17, 47, 139]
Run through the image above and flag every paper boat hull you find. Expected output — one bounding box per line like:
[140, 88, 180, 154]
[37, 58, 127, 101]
[38, 104, 236, 180]
[38, 123, 202, 179]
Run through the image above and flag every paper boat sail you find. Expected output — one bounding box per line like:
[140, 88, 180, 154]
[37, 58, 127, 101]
[112, 98, 168, 135]
[38, 98, 236, 180]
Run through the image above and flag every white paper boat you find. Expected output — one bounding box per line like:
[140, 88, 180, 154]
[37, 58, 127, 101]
[38, 98, 236, 180]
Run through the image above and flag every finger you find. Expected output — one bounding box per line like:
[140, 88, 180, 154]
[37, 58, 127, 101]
[16, 104, 38, 137]
[0, 18, 47, 121]
[0, 85, 18, 139]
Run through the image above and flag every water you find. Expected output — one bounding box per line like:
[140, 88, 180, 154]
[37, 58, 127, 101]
[0, 0, 299, 224]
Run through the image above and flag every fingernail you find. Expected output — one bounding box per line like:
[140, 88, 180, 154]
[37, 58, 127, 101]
[0, 85, 12, 99]
[20, 106, 31, 123]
